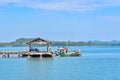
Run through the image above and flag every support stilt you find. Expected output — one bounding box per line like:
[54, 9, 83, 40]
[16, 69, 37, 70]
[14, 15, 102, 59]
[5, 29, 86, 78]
[28, 54, 31, 58]
[6, 54, 9, 58]
[40, 54, 42, 59]
[18, 54, 21, 58]
[51, 54, 54, 58]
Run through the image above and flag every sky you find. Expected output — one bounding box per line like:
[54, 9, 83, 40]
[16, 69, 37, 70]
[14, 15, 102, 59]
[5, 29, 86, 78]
[0, 0, 120, 42]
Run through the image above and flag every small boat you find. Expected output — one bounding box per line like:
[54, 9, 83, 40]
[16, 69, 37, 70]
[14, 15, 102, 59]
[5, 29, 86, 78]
[58, 47, 81, 57]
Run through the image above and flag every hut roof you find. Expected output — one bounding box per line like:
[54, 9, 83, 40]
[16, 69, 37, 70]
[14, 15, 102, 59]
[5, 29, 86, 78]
[27, 37, 51, 44]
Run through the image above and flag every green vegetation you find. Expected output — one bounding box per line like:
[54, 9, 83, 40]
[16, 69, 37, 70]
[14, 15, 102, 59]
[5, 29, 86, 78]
[0, 38, 120, 46]
[0, 38, 33, 46]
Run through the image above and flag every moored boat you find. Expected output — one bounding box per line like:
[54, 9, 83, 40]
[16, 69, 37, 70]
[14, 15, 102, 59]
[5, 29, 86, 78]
[58, 47, 81, 57]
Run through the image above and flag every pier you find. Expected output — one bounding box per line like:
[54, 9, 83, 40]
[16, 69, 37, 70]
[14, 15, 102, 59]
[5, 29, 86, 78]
[0, 51, 54, 58]
[0, 37, 55, 58]
[0, 51, 27, 58]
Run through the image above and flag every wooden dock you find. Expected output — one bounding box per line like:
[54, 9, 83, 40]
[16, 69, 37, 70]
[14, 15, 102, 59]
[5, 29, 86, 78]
[0, 37, 55, 58]
[0, 51, 26, 58]
[0, 51, 27, 54]
[0, 51, 54, 58]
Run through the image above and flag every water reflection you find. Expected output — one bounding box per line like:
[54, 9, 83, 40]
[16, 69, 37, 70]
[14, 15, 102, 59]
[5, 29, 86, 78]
[25, 58, 54, 80]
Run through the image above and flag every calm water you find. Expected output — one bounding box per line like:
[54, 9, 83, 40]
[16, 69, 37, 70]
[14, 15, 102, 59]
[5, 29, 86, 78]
[0, 46, 120, 80]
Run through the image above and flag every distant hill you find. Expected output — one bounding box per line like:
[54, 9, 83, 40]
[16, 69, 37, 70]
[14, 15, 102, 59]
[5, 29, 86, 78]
[0, 38, 33, 46]
[0, 38, 120, 46]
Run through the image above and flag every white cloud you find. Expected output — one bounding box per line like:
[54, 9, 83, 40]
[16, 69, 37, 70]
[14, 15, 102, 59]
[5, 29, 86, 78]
[0, 0, 120, 12]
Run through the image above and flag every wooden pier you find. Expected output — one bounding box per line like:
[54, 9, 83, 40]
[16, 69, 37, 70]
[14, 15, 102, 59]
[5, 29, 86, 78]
[0, 51, 27, 58]
[0, 51, 27, 54]
[0, 51, 54, 58]
[0, 37, 55, 58]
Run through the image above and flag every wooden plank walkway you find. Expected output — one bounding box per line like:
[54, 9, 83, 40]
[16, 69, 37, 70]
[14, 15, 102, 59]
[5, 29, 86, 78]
[0, 51, 55, 58]
[0, 51, 28, 54]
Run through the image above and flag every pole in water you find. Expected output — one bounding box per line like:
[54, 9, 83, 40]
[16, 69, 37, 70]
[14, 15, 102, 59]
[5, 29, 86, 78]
[40, 54, 42, 59]
[6, 54, 9, 58]
[18, 54, 21, 58]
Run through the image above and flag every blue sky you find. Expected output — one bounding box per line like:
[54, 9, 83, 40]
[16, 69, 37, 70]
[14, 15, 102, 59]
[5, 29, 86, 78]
[0, 0, 120, 42]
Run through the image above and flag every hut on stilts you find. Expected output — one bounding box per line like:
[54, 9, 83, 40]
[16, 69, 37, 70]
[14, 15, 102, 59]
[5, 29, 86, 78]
[22, 37, 54, 58]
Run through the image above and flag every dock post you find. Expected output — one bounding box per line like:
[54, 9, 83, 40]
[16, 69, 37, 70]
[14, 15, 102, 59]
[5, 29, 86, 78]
[28, 54, 31, 58]
[6, 54, 9, 58]
[28, 52, 31, 58]
[27, 52, 31, 58]
[51, 54, 54, 58]
[40, 54, 42, 59]
[18, 54, 21, 58]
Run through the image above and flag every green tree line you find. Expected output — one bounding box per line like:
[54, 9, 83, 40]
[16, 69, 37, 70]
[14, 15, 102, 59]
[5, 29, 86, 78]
[0, 38, 120, 46]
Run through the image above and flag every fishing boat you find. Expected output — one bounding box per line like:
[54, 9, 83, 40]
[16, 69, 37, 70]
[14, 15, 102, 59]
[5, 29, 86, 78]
[58, 47, 81, 57]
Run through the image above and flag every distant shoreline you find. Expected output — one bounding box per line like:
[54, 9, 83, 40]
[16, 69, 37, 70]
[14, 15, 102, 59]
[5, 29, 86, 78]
[0, 38, 120, 46]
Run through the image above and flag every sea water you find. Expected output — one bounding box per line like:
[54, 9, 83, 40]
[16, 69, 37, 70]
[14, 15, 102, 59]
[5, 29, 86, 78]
[0, 46, 120, 80]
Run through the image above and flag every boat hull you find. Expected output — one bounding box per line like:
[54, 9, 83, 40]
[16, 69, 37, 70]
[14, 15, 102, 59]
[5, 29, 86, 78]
[59, 52, 80, 57]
